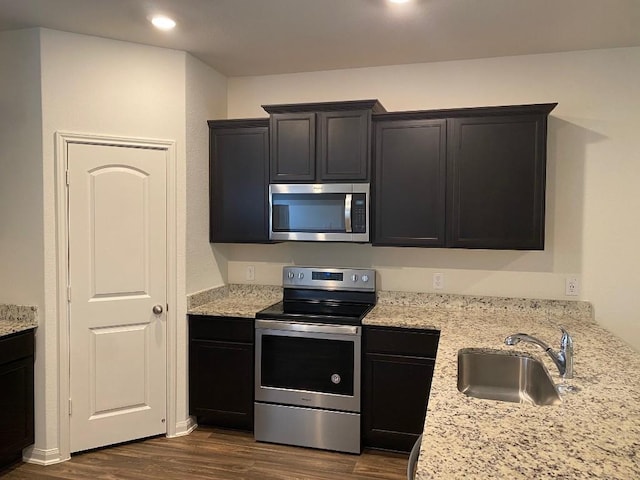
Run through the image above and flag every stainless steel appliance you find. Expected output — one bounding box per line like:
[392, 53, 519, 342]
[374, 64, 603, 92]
[269, 183, 369, 242]
[254, 266, 376, 454]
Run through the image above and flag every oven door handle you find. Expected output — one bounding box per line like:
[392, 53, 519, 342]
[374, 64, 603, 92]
[255, 319, 360, 336]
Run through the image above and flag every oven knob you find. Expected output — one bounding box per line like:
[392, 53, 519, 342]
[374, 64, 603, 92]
[287, 271, 295, 279]
[351, 274, 358, 282]
[298, 272, 304, 280]
[362, 274, 369, 283]
[331, 374, 341, 384]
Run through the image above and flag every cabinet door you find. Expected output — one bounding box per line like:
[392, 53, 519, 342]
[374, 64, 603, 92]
[0, 331, 34, 465]
[362, 326, 439, 452]
[318, 110, 370, 181]
[209, 122, 269, 243]
[446, 115, 547, 249]
[362, 353, 435, 452]
[270, 112, 316, 182]
[373, 119, 446, 246]
[189, 339, 254, 430]
[188, 316, 254, 431]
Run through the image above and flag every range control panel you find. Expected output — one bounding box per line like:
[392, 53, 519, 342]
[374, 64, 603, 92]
[282, 266, 376, 292]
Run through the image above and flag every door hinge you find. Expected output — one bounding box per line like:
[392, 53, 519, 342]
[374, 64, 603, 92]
[67, 286, 72, 302]
[166, 303, 169, 312]
[66, 170, 70, 185]
[69, 399, 72, 416]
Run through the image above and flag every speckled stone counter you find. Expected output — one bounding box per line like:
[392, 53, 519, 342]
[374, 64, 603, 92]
[187, 284, 282, 318]
[368, 292, 640, 479]
[0, 304, 38, 337]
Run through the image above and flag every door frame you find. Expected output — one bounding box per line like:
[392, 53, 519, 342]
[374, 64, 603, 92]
[55, 132, 179, 461]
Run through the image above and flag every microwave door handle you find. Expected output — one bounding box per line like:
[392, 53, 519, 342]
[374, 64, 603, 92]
[345, 194, 352, 233]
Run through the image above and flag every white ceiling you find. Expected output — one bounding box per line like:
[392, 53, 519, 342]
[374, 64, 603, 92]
[1, 0, 639, 76]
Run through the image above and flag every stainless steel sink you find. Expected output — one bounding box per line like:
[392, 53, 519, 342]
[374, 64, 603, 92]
[457, 348, 562, 406]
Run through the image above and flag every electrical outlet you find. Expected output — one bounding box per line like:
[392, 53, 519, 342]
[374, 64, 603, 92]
[565, 277, 579, 296]
[246, 265, 255, 281]
[433, 272, 444, 290]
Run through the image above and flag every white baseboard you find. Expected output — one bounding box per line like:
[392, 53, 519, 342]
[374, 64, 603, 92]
[22, 445, 68, 465]
[169, 416, 197, 438]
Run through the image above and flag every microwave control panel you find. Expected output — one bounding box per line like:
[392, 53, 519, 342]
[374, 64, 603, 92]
[352, 194, 367, 233]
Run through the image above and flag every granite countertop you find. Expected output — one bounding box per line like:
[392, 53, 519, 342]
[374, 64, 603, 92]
[187, 285, 640, 478]
[187, 284, 282, 318]
[369, 292, 640, 479]
[0, 304, 38, 337]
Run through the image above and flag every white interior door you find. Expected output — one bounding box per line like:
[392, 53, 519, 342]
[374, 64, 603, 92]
[68, 142, 167, 453]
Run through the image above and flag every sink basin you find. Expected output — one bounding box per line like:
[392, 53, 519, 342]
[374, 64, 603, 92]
[457, 348, 561, 406]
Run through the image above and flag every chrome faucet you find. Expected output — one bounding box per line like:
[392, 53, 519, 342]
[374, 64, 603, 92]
[505, 327, 573, 379]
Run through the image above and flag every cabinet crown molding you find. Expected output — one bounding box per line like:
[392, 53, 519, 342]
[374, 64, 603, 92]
[373, 103, 557, 121]
[208, 118, 269, 128]
[263, 99, 386, 115]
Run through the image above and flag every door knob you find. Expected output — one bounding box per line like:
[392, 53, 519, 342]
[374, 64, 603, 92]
[152, 304, 164, 315]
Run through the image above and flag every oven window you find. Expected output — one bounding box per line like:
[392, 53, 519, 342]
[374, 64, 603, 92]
[261, 334, 354, 396]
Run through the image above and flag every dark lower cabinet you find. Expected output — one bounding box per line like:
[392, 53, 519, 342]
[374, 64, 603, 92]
[0, 329, 35, 467]
[209, 119, 270, 243]
[188, 315, 254, 431]
[362, 326, 439, 452]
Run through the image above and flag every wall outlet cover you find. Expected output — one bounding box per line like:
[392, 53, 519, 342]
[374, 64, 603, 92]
[565, 277, 579, 296]
[433, 272, 444, 290]
[247, 265, 255, 281]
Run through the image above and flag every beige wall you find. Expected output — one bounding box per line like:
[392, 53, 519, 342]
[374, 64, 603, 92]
[0, 29, 44, 306]
[32, 28, 194, 463]
[225, 47, 640, 350]
[185, 55, 229, 293]
[1, 27, 230, 465]
[0, 28, 49, 460]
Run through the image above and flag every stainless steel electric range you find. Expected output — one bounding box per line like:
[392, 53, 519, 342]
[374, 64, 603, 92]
[254, 266, 376, 454]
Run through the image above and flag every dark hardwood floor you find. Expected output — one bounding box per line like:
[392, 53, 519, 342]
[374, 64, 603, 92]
[0, 427, 409, 480]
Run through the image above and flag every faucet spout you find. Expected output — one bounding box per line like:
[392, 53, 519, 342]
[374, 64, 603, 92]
[504, 327, 574, 379]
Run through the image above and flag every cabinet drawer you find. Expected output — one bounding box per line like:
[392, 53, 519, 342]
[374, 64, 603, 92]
[364, 326, 439, 358]
[188, 316, 254, 343]
[0, 329, 35, 365]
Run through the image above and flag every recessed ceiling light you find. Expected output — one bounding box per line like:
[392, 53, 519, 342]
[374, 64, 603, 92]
[389, 0, 412, 4]
[151, 15, 176, 31]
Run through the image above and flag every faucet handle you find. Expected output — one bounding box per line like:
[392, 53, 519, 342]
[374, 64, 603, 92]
[559, 326, 574, 379]
[559, 327, 573, 348]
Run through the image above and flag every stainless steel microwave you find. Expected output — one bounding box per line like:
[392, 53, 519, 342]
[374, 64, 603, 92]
[269, 183, 369, 242]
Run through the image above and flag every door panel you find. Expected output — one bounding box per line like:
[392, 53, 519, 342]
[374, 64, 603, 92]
[91, 166, 149, 295]
[68, 142, 167, 453]
[91, 324, 148, 414]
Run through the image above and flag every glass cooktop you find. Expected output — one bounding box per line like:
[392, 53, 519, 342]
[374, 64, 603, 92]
[255, 300, 374, 326]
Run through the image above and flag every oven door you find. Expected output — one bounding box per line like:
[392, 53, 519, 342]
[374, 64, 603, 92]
[255, 319, 361, 412]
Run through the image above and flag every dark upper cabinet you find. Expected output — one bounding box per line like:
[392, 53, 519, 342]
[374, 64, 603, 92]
[269, 112, 316, 182]
[373, 117, 447, 246]
[208, 119, 270, 243]
[264, 100, 386, 183]
[446, 111, 550, 249]
[317, 110, 371, 181]
[372, 103, 556, 250]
